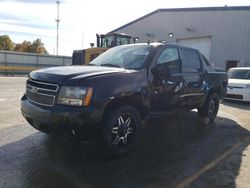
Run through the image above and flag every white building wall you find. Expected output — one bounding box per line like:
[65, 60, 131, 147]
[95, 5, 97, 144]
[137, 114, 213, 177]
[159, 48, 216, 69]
[113, 8, 250, 69]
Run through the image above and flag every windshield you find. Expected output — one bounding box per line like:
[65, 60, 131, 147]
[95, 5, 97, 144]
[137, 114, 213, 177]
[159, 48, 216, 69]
[90, 45, 152, 69]
[228, 69, 250, 80]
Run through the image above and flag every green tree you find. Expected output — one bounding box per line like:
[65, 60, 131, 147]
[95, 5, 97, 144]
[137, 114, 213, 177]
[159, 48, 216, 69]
[0, 35, 14, 51]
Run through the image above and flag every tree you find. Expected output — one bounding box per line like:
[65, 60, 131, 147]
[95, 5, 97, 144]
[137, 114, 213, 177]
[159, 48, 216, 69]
[36, 46, 48, 54]
[15, 38, 48, 54]
[0, 35, 14, 51]
[30, 39, 48, 54]
[0, 35, 48, 54]
[15, 40, 32, 52]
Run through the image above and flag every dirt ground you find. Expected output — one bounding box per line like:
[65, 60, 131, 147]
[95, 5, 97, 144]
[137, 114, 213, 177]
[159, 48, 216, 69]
[0, 77, 249, 188]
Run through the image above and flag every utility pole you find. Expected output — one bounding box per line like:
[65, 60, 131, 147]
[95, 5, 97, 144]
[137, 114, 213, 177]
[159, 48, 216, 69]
[55, 1, 60, 55]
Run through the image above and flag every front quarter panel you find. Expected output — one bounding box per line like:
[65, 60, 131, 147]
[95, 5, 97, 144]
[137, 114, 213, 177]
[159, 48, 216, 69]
[80, 70, 148, 116]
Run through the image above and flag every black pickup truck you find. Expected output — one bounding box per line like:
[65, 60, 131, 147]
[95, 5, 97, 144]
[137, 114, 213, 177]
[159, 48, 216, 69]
[21, 43, 228, 155]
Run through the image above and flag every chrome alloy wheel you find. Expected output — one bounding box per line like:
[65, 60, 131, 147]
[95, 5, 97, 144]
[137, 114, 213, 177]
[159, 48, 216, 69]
[111, 114, 134, 146]
[208, 95, 219, 120]
[208, 99, 216, 117]
[101, 105, 141, 155]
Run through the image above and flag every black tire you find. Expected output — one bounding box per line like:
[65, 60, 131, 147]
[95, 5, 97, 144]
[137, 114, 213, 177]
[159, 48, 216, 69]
[198, 93, 220, 125]
[100, 105, 141, 156]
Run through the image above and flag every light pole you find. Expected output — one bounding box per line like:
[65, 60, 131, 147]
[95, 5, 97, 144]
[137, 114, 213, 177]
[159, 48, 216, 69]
[55, 1, 60, 55]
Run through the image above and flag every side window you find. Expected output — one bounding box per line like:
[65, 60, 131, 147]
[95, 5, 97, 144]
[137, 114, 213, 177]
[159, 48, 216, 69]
[179, 48, 201, 73]
[156, 48, 180, 73]
[201, 55, 214, 72]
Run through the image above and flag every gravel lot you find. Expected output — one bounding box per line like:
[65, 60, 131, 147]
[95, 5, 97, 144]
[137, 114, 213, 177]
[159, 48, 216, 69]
[0, 77, 250, 188]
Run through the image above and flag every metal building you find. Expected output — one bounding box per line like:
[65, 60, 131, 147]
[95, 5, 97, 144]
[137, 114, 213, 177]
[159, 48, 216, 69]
[110, 6, 250, 70]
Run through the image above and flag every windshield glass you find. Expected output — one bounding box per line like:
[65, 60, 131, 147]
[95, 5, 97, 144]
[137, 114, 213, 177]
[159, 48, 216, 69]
[90, 45, 152, 69]
[228, 69, 250, 80]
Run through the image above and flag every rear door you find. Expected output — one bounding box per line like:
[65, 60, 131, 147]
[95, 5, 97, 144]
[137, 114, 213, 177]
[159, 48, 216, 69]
[177, 37, 212, 60]
[179, 47, 204, 108]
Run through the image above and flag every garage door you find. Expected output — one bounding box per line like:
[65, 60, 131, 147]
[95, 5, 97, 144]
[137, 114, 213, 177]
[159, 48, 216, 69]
[177, 37, 212, 60]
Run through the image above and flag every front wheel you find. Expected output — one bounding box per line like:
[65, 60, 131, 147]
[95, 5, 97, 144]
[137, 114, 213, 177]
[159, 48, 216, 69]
[198, 93, 220, 125]
[100, 105, 141, 156]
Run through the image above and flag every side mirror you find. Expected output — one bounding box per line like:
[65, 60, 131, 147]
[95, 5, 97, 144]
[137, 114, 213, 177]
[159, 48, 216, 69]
[151, 66, 158, 75]
[151, 64, 171, 76]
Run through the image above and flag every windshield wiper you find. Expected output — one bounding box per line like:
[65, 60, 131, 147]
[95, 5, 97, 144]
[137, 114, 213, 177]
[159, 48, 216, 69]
[100, 63, 121, 68]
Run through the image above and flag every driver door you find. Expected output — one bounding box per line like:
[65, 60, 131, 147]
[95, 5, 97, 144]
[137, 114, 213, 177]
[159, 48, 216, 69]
[150, 46, 184, 112]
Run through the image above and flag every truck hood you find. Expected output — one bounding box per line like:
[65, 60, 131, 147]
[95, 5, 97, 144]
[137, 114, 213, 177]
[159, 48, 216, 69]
[29, 65, 127, 84]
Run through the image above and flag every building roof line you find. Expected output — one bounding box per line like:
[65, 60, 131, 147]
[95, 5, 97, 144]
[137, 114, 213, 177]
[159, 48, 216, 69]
[109, 6, 250, 33]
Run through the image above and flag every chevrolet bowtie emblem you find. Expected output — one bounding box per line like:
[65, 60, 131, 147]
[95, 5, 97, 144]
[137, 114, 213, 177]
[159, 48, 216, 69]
[31, 86, 39, 94]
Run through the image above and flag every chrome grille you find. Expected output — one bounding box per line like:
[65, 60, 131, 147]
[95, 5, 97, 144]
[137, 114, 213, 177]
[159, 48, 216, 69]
[26, 79, 58, 106]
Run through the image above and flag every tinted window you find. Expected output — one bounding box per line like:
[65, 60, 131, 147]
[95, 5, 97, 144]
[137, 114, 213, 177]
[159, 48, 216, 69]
[157, 48, 179, 64]
[201, 55, 214, 72]
[156, 48, 180, 73]
[180, 48, 201, 73]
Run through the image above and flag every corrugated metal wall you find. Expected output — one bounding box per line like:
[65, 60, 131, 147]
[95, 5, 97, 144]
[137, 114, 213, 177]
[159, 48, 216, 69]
[113, 9, 250, 69]
[0, 50, 72, 74]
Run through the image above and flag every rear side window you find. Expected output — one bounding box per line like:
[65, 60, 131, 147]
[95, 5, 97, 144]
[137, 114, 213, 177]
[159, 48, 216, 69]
[201, 55, 214, 72]
[179, 48, 201, 73]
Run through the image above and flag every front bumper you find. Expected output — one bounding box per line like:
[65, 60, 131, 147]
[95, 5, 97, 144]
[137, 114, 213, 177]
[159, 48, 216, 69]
[21, 95, 102, 140]
[225, 87, 250, 102]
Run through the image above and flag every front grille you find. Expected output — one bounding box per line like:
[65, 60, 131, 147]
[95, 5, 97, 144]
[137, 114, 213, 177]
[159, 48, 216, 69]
[226, 94, 243, 100]
[26, 90, 55, 106]
[26, 79, 58, 106]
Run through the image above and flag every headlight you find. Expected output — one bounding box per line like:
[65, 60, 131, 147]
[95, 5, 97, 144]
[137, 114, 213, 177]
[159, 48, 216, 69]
[57, 86, 93, 106]
[246, 85, 250, 89]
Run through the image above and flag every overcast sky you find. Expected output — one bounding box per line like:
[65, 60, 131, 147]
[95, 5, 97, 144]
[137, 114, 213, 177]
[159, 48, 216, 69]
[0, 0, 249, 56]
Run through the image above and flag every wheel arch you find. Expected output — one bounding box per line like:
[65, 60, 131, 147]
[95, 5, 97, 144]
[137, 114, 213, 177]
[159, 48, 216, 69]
[207, 86, 222, 98]
[102, 94, 148, 122]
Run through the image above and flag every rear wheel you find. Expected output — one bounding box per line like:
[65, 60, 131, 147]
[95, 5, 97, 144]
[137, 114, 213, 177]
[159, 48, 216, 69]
[198, 93, 220, 125]
[100, 105, 141, 156]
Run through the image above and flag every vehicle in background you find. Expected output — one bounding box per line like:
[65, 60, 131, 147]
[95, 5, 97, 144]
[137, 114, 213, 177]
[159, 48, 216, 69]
[72, 32, 137, 65]
[21, 43, 228, 156]
[226, 67, 250, 102]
